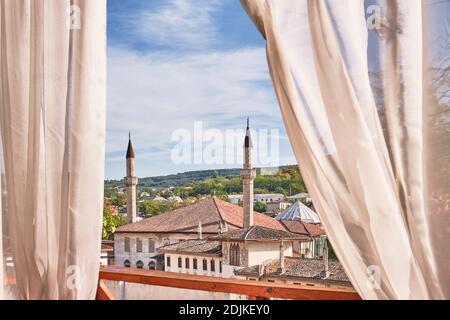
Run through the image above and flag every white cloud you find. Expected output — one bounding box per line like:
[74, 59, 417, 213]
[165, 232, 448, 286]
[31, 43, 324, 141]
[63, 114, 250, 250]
[106, 0, 293, 178]
[107, 46, 281, 155]
[133, 0, 223, 49]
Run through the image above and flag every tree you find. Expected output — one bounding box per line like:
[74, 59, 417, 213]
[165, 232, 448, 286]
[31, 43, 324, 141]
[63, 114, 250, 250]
[139, 200, 178, 218]
[102, 199, 126, 240]
[254, 201, 267, 213]
[111, 192, 126, 207]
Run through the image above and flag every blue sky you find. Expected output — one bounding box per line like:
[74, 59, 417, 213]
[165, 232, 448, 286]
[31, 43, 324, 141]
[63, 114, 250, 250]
[106, 0, 449, 180]
[106, 0, 295, 179]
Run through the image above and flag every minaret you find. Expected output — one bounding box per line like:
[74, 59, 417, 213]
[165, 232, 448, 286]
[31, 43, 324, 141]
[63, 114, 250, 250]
[240, 118, 256, 228]
[125, 132, 138, 224]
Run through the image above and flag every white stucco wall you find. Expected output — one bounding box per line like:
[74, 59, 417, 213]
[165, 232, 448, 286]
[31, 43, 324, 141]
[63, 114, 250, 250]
[247, 242, 292, 267]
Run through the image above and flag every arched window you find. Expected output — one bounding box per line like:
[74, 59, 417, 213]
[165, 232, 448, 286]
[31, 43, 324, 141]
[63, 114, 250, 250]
[148, 261, 156, 270]
[124, 260, 131, 268]
[193, 258, 198, 270]
[229, 243, 240, 266]
[202, 259, 208, 271]
[136, 260, 144, 269]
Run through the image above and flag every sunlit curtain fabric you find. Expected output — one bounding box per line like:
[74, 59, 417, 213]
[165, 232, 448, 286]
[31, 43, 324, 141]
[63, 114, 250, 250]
[0, 0, 106, 299]
[242, 0, 449, 299]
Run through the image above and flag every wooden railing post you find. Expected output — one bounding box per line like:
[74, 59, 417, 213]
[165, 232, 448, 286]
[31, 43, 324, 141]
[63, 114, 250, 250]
[96, 279, 115, 300]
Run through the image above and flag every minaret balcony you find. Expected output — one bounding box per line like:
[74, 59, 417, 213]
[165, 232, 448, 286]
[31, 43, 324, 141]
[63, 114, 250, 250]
[240, 168, 256, 180]
[124, 176, 138, 186]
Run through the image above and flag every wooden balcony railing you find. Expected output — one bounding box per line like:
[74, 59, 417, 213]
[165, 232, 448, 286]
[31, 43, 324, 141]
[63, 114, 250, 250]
[97, 265, 361, 300]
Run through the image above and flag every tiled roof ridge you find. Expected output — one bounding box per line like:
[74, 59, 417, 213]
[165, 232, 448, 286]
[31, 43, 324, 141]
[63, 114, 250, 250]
[212, 197, 227, 226]
[244, 226, 256, 240]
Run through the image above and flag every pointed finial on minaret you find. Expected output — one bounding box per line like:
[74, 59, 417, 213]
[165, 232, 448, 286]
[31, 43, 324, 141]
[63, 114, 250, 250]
[126, 131, 135, 159]
[244, 118, 253, 148]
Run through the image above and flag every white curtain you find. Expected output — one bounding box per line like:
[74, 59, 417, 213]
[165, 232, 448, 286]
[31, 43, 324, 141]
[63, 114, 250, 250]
[0, 0, 106, 299]
[242, 0, 449, 299]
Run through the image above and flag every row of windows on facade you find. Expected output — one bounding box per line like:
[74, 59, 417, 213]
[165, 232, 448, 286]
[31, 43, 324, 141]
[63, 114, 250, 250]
[166, 256, 222, 273]
[124, 237, 155, 253]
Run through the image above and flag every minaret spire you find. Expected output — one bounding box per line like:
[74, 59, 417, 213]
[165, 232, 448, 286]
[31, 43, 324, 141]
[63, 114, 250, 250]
[125, 132, 138, 224]
[241, 118, 256, 228]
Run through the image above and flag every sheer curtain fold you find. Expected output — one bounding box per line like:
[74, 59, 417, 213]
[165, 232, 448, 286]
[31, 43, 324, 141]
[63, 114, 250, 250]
[241, 0, 449, 299]
[0, 0, 106, 300]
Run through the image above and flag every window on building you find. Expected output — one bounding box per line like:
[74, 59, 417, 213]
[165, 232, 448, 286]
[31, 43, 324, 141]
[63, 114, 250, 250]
[124, 237, 130, 252]
[203, 259, 208, 271]
[210, 260, 215, 272]
[124, 260, 131, 268]
[185, 258, 190, 269]
[193, 258, 198, 270]
[166, 256, 171, 267]
[219, 261, 222, 273]
[229, 243, 240, 266]
[136, 238, 143, 253]
[178, 257, 182, 268]
[136, 260, 144, 269]
[148, 261, 156, 270]
[148, 239, 155, 253]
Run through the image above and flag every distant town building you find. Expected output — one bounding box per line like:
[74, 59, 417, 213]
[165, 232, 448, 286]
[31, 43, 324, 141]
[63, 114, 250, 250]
[287, 192, 312, 204]
[227, 194, 286, 205]
[152, 195, 167, 202]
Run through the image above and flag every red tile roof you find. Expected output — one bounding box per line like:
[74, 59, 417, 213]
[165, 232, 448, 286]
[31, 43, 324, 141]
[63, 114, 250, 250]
[280, 220, 326, 237]
[115, 198, 285, 234]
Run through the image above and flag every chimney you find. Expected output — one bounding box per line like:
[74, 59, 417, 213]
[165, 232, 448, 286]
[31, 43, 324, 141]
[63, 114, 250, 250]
[278, 240, 285, 273]
[258, 263, 265, 277]
[241, 118, 256, 228]
[323, 239, 330, 278]
[198, 221, 203, 240]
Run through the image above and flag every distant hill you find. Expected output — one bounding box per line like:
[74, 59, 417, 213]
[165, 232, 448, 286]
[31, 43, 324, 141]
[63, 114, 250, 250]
[106, 165, 299, 189]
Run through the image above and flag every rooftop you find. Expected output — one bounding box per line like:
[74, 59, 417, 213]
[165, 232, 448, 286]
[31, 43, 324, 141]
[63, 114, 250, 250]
[157, 239, 222, 256]
[276, 201, 321, 224]
[280, 220, 326, 237]
[209, 225, 309, 242]
[115, 198, 284, 234]
[235, 257, 351, 286]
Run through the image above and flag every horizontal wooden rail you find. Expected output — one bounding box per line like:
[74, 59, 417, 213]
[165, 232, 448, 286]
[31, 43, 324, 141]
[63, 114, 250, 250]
[98, 265, 361, 300]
